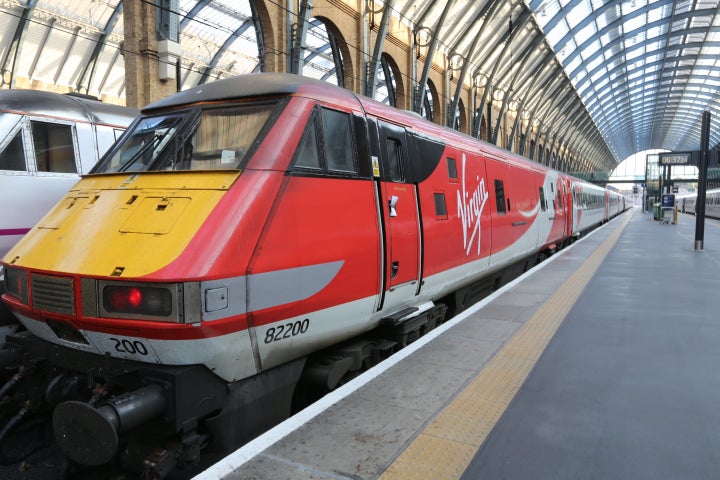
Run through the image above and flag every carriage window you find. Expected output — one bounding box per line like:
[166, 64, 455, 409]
[447, 157, 458, 180]
[0, 131, 26, 171]
[386, 138, 403, 182]
[494, 179, 506, 215]
[321, 108, 355, 173]
[31, 121, 76, 173]
[434, 193, 448, 217]
[294, 122, 321, 170]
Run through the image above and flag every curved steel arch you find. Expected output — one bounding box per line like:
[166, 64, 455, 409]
[197, 19, 254, 85]
[76, 2, 123, 94]
[1, 0, 39, 88]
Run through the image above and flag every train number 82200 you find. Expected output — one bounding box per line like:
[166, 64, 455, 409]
[264, 319, 310, 344]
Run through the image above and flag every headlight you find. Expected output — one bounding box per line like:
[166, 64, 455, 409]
[3, 266, 28, 305]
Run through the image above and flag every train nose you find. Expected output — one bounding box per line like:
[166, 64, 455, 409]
[52, 384, 166, 466]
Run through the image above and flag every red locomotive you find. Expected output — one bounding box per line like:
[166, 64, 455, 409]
[0, 73, 626, 477]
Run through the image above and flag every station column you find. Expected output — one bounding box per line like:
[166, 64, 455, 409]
[123, 0, 181, 109]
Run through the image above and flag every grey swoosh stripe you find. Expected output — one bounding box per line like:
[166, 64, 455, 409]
[201, 261, 345, 321]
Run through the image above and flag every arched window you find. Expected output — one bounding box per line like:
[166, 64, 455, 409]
[374, 53, 405, 107]
[303, 18, 344, 86]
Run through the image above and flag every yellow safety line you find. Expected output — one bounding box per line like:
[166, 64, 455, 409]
[380, 212, 634, 480]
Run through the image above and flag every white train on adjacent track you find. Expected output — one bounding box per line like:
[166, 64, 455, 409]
[0, 89, 137, 257]
[0, 89, 136, 340]
[677, 188, 720, 220]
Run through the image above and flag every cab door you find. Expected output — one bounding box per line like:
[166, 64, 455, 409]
[376, 121, 421, 311]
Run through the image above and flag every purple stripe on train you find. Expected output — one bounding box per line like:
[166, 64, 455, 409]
[0, 229, 30, 236]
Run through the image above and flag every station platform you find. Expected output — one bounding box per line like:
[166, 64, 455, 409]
[197, 206, 720, 480]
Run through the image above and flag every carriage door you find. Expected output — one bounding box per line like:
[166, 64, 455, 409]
[377, 121, 421, 307]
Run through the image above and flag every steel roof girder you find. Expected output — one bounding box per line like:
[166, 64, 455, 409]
[455, 8, 532, 131]
[77, 1, 123, 94]
[1, 0, 39, 88]
[492, 34, 546, 145]
[365, 0, 394, 98]
[507, 51, 558, 151]
[415, 0, 455, 113]
[198, 19, 254, 85]
[290, 0, 313, 75]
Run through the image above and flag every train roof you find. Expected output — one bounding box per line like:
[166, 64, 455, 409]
[144, 73, 358, 112]
[0, 89, 137, 126]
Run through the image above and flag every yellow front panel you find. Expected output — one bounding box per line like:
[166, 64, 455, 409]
[5, 171, 240, 277]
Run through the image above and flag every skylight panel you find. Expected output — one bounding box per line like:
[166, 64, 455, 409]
[628, 69, 644, 82]
[585, 53, 604, 72]
[595, 12, 609, 31]
[567, 2, 592, 29]
[598, 30, 614, 47]
[214, 0, 252, 16]
[565, 55, 582, 74]
[623, 15, 645, 33]
[706, 29, 720, 43]
[546, 19, 570, 47]
[590, 68, 607, 84]
[645, 25, 665, 41]
[575, 21, 597, 45]
[535, 0, 561, 29]
[646, 4, 669, 23]
[625, 47, 645, 62]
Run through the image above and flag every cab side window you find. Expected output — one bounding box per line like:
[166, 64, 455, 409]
[294, 122, 322, 170]
[292, 107, 357, 176]
[321, 108, 355, 173]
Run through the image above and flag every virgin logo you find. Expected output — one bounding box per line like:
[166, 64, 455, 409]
[457, 154, 488, 256]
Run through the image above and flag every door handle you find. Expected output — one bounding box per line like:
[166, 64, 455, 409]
[388, 196, 398, 217]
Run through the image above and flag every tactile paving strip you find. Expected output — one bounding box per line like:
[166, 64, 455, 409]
[380, 212, 633, 480]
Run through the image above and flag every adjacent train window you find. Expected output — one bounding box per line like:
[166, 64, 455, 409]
[31, 121, 77, 173]
[447, 157, 458, 180]
[494, 179, 506, 215]
[386, 138, 403, 182]
[321, 108, 355, 173]
[0, 131, 26, 171]
[434, 193, 448, 217]
[539, 187, 547, 211]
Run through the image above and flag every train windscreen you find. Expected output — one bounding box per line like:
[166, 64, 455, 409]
[93, 102, 278, 173]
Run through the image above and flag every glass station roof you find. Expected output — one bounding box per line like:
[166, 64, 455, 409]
[527, 0, 720, 163]
[0, 0, 718, 175]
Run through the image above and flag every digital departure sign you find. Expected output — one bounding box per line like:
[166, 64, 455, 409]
[658, 152, 692, 166]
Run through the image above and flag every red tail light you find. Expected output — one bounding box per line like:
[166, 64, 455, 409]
[103, 285, 172, 317]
